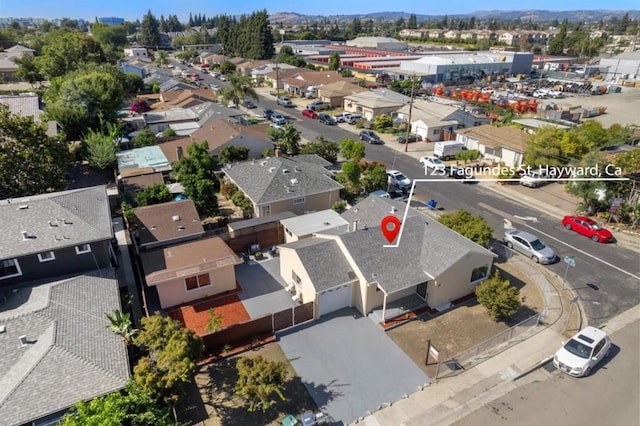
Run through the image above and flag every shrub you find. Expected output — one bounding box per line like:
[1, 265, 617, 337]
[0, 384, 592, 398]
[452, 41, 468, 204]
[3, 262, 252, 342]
[475, 271, 522, 320]
[332, 200, 347, 214]
[221, 182, 239, 199]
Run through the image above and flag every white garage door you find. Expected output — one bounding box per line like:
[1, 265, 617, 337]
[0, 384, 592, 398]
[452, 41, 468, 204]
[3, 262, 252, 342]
[318, 283, 352, 316]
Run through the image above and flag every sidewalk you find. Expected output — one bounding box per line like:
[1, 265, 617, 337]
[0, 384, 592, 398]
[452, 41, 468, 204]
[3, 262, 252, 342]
[357, 294, 639, 426]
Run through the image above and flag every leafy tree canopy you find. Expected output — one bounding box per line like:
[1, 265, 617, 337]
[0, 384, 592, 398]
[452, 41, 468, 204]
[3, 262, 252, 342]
[437, 209, 493, 247]
[135, 183, 172, 207]
[0, 104, 72, 198]
[234, 356, 287, 412]
[34, 29, 106, 78]
[340, 138, 366, 162]
[220, 145, 250, 164]
[475, 270, 521, 320]
[173, 142, 219, 216]
[133, 128, 156, 147]
[299, 136, 339, 163]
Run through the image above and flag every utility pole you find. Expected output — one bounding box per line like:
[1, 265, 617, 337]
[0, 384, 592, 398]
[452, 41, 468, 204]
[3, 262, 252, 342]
[404, 73, 416, 153]
[275, 55, 280, 100]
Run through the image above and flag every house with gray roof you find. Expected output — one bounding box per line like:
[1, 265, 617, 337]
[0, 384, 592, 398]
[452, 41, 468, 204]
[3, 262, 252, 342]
[279, 196, 496, 321]
[224, 155, 343, 218]
[0, 186, 117, 286]
[0, 269, 129, 426]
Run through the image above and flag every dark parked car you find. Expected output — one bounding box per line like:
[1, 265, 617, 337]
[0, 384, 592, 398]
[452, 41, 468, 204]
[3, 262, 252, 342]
[396, 134, 422, 144]
[318, 113, 337, 125]
[244, 100, 257, 109]
[263, 109, 274, 119]
[359, 130, 382, 144]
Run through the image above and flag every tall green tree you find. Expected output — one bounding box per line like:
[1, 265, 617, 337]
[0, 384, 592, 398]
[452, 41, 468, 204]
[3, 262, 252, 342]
[220, 145, 250, 164]
[438, 209, 493, 247]
[13, 55, 44, 86]
[548, 20, 568, 55]
[173, 142, 219, 216]
[83, 126, 118, 169]
[139, 10, 160, 47]
[0, 104, 72, 198]
[234, 356, 287, 412]
[272, 123, 301, 155]
[218, 73, 258, 108]
[135, 183, 172, 207]
[133, 313, 203, 405]
[340, 138, 366, 162]
[34, 29, 106, 78]
[328, 51, 341, 71]
[299, 137, 339, 162]
[90, 22, 128, 62]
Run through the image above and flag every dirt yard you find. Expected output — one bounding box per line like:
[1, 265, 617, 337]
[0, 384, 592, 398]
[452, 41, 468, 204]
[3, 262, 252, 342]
[177, 342, 317, 426]
[387, 261, 544, 378]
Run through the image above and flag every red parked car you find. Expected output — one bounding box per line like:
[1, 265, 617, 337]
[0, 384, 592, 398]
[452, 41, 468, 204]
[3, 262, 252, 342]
[301, 108, 318, 119]
[561, 215, 615, 243]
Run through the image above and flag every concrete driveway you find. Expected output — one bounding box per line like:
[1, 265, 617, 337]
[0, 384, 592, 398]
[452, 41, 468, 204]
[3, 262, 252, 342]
[235, 258, 296, 318]
[277, 308, 430, 424]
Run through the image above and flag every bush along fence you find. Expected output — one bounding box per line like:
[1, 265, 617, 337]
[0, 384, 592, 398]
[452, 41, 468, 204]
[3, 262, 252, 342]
[200, 302, 314, 359]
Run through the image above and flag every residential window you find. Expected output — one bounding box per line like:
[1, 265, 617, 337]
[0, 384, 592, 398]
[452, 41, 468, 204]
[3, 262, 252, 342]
[260, 204, 271, 217]
[292, 197, 306, 205]
[292, 270, 301, 284]
[37, 251, 56, 262]
[0, 258, 22, 280]
[470, 265, 489, 283]
[185, 273, 211, 291]
[75, 244, 91, 255]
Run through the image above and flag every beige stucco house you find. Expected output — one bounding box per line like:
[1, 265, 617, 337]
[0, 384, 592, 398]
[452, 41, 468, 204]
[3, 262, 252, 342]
[224, 155, 344, 218]
[456, 125, 530, 168]
[141, 237, 241, 309]
[343, 91, 406, 120]
[279, 196, 496, 321]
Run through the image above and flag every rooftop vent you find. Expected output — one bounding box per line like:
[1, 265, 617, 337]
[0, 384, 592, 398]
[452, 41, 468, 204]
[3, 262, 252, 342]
[62, 218, 72, 225]
[18, 204, 29, 210]
[290, 178, 299, 185]
[268, 167, 276, 173]
[172, 215, 181, 222]
[0, 324, 6, 333]
[294, 166, 301, 172]
[21, 231, 29, 241]
[260, 161, 268, 166]
[19, 335, 28, 347]
[48, 221, 58, 228]
[390, 207, 397, 214]
[282, 168, 290, 174]
[177, 226, 186, 231]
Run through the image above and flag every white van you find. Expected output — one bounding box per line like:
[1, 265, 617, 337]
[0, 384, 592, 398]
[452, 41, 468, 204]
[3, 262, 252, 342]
[433, 141, 465, 160]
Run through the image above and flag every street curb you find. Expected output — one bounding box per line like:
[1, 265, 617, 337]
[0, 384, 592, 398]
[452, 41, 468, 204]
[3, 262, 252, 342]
[512, 356, 554, 381]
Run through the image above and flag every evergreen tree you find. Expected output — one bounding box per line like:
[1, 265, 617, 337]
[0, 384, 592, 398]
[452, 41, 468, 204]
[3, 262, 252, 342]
[139, 10, 160, 47]
[408, 14, 417, 29]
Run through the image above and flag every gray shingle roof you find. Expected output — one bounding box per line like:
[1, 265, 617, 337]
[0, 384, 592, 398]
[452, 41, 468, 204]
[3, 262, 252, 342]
[0, 93, 42, 121]
[0, 186, 113, 260]
[281, 238, 355, 291]
[0, 270, 130, 426]
[329, 196, 494, 293]
[225, 155, 343, 205]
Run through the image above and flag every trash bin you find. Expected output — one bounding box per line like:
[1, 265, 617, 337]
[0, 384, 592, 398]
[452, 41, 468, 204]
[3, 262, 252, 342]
[428, 199, 438, 210]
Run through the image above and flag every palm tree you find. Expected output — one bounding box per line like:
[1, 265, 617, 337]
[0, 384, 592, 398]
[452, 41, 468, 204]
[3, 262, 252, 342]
[276, 123, 301, 155]
[219, 73, 259, 108]
[105, 310, 138, 345]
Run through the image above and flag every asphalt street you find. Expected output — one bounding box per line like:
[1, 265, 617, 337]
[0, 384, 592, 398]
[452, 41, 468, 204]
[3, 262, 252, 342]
[453, 320, 640, 426]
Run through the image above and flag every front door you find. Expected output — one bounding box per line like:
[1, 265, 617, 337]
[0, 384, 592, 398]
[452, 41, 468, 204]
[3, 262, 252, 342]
[416, 281, 427, 301]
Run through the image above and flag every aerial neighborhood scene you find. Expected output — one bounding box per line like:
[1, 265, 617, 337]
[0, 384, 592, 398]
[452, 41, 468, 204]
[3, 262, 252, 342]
[1, 0, 640, 424]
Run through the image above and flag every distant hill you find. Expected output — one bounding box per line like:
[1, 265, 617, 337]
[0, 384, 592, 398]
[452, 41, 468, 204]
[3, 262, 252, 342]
[269, 9, 640, 24]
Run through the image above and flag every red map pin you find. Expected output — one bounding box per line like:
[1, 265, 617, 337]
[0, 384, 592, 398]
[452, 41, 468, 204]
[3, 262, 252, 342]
[381, 216, 401, 243]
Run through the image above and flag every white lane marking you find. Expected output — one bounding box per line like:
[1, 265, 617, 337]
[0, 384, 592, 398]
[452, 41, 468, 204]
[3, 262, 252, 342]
[523, 224, 640, 281]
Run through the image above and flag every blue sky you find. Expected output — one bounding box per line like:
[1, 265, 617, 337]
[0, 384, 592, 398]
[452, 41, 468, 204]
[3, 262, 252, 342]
[2, 1, 638, 22]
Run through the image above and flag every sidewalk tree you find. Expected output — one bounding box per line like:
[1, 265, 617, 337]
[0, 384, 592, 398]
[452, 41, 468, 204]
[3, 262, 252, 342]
[135, 183, 172, 207]
[438, 209, 493, 247]
[475, 271, 522, 321]
[133, 312, 203, 405]
[0, 104, 72, 198]
[340, 138, 365, 162]
[234, 355, 287, 412]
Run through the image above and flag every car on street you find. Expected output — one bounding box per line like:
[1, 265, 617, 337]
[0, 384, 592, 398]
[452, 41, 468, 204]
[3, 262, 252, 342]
[270, 113, 287, 126]
[553, 326, 612, 377]
[334, 112, 352, 123]
[419, 155, 446, 171]
[359, 130, 382, 144]
[396, 134, 422, 144]
[277, 97, 294, 107]
[443, 166, 476, 182]
[243, 100, 257, 109]
[503, 229, 557, 264]
[263, 109, 274, 119]
[386, 170, 411, 191]
[301, 108, 318, 119]
[520, 171, 549, 188]
[347, 114, 363, 124]
[561, 215, 615, 243]
[318, 113, 337, 125]
[218, 74, 227, 81]
[308, 101, 331, 111]
[209, 83, 220, 90]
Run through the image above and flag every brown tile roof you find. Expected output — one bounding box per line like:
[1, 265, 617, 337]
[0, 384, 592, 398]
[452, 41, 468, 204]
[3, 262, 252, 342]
[157, 88, 217, 109]
[265, 67, 306, 81]
[318, 80, 366, 98]
[282, 70, 359, 88]
[159, 119, 272, 163]
[133, 199, 204, 247]
[122, 172, 164, 194]
[142, 237, 240, 285]
[457, 125, 529, 153]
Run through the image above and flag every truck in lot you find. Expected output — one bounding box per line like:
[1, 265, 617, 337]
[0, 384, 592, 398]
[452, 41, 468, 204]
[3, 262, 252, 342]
[433, 141, 466, 160]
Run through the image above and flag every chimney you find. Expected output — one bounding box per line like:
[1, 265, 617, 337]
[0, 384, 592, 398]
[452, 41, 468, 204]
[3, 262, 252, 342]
[176, 146, 184, 160]
[21, 231, 29, 240]
[352, 219, 359, 232]
[19, 335, 28, 346]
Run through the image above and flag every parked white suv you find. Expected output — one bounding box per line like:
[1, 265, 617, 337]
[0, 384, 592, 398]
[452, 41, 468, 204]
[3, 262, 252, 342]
[520, 171, 548, 188]
[277, 97, 294, 107]
[419, 155, 445, 171]
[553, 326, 612, 377]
